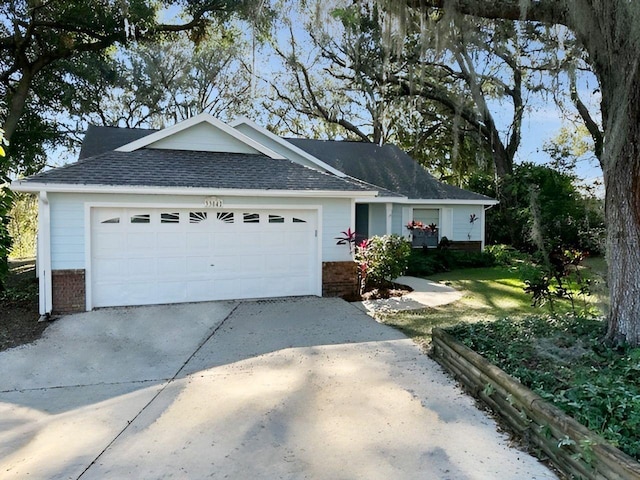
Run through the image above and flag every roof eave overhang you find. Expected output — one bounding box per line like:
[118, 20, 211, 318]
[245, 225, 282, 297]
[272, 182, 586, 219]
[355, 197, 499, 205]
[11, 181, 378, 198]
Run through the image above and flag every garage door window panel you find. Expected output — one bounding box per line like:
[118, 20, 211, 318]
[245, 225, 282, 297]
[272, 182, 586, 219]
[243, 213, 260, 223]
[130, 213, 151, 224]
[161, 212, 180, 224]
[190, 211, 208, 223]
[216, 212, 234, 223]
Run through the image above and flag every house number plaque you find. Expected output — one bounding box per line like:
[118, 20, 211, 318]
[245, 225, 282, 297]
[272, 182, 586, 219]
[204, 196, 224, 208]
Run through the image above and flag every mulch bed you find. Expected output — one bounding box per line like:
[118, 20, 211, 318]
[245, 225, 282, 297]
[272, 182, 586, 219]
[0, 259, 47, 352]
[359, 282, 412, 301]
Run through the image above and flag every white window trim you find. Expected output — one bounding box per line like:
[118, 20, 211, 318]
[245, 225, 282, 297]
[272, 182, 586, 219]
[408, 206, 442, 247]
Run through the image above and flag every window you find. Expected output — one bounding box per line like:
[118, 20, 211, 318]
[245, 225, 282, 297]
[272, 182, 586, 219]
[268, 214, 285, 224]
[413, 209, 439, 225]
[131, 214, 150, 224]
[101, 217, 120, 224]
[216, 212, 234, 223]
[190, 211, 208, 223]
[161, 212, 180, 223]
[292, 217, 306, 223]
[243, 213, 260, 223]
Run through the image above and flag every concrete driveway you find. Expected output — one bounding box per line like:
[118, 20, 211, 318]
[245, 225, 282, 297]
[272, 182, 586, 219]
[0, 297, 557, 479]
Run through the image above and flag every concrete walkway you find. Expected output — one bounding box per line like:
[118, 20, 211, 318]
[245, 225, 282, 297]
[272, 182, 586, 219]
[355, 276, 464, 315]
[0, 297, 556, 479]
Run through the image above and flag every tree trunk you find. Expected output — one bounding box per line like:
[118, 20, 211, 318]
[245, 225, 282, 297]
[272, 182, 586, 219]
[602, 76, 640, 346]
[3, 70, 34, 142]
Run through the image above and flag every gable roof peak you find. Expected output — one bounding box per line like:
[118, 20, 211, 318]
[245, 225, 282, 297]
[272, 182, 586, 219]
[115, 113, 285, 159]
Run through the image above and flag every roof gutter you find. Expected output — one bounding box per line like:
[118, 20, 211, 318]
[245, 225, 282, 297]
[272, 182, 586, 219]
[355, 197, 499, 205]
[10, 181, 378, 198]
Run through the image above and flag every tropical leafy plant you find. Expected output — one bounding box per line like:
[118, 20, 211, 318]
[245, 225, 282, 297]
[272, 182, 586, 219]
[335, 227, 357, 252]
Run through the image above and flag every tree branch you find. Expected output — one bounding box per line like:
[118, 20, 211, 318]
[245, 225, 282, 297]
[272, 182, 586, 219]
[404, 0, 569, 26]
[569, 69, 603, 162]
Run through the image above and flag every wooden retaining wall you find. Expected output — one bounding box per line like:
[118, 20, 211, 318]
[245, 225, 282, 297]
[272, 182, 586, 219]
[431, 328, 640, 480]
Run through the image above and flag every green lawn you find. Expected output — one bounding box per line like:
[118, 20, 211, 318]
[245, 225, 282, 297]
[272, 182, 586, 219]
[380, 264, 605, 349]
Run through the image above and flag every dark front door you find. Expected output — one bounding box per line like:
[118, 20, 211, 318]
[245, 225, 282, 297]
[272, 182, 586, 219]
[355, 204, 369, 243]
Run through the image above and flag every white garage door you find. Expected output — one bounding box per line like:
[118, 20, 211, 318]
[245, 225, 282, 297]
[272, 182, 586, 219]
[90, 207, 319, 308]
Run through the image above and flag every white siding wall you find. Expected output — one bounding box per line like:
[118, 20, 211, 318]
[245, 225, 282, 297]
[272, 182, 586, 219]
[452, 205, 484, 241]
[48, 192, 354, 270]
[392, 205, 405, 237]
[50, 194, 85, 269]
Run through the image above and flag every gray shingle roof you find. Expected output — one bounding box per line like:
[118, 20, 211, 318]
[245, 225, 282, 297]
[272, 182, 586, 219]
[24, 148, 373, 192]
[31, 124, 493, 200]
[79, 124, 158, 159]
[286, 138, 494, 202]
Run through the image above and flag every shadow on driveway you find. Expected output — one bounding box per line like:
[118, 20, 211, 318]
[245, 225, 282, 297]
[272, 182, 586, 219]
[0, 297, 404, 413]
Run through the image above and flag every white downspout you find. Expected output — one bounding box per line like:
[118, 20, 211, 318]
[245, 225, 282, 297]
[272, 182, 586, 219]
[385, 203, 392, 235]
[38, 191, 52, 316]
[482, 204, 495, 251]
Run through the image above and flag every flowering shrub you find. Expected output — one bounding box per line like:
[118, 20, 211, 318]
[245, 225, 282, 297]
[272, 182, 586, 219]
[406, 221, 437, 233]
[354, 234, 411, 291]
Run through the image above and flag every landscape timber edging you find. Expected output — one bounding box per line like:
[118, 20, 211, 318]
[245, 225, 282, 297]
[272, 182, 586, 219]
[431, 328, 640, 480]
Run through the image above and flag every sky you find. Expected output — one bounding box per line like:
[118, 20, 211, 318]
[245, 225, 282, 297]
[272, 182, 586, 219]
[492, 87, 603, 193]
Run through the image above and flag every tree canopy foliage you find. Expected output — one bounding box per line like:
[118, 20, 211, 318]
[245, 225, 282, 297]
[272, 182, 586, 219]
[471, 164, 605, 254]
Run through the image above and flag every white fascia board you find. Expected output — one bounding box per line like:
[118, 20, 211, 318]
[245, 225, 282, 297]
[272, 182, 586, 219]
[406, 198, 499, 206]
[115, 113, 286, 159]
[231, 117, 347, 178]
[355, 197, 498, 206]
[11, 181, 378, 198]
[355, 196, 407, 203]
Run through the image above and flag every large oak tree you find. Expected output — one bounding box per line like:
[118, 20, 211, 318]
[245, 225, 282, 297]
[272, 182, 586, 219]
[403, 0, 640, 345]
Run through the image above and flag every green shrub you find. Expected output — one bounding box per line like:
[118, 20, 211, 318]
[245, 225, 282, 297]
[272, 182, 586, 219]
[469, 164, 606, 254]
[447, 316, 640, 460]
[355, 234, 411, 289]
[484, 244, 529, 266]
[406, 248, 495, 277]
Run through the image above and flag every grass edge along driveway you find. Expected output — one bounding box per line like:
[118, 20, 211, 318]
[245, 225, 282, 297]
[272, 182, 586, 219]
[379, 263, 608, 350]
